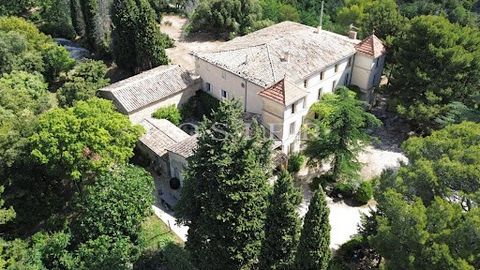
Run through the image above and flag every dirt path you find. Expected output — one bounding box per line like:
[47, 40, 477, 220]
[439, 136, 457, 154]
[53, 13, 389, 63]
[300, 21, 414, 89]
[160, 15, 224, 71]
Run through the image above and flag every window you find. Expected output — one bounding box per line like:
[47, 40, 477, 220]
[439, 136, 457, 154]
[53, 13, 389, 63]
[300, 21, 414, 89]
[332, 80, 337, 91]
[334, 64, 339, 73]
[289, 142, 295, 154]
[291, 103, 296, 114]
[320, 71, 324, 80]
[304, 79, 308, 88]
[205, 82, 211, 92]
[221, 89, 228, 99]
[318, 88, 323, 100]
[347, 57, 352, 67]
[289, 122, 295, 135]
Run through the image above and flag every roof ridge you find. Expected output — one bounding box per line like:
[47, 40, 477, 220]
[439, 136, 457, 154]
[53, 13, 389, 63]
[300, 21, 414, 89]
[105, 65, 179, 92]
[265, 44, 277, 82]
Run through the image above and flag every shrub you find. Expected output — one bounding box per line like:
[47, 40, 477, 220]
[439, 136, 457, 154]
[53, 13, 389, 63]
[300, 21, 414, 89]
[309, 173, 335, 191]
[287, 153, 305, 173]
[353, 181, 373, 205]
[164, 242, 195, 270]
[152, 105, 182, 125]
[332, 182, 355, 198]
[181, 90, 220, 121]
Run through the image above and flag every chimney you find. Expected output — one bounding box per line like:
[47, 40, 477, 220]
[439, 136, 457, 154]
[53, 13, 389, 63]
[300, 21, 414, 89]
[280, 51, 290, 62]
[348, 30, 358, 40]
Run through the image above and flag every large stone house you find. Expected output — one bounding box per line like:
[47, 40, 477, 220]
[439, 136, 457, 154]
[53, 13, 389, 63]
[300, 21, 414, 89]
[193, 21, 386, 153]
[100, 21, 386, 201]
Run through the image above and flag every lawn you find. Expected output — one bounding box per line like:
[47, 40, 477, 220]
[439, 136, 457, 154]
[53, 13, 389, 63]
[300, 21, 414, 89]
[135, 215, 193, 270]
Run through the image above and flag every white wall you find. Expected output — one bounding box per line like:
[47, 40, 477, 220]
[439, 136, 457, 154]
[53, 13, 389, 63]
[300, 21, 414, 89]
[302, 55, 355, 109]
[168, 151, 188, 189]
[195, 58, 264, 114]
[128, 85, 198, 123]
[351, 53, 385, 91]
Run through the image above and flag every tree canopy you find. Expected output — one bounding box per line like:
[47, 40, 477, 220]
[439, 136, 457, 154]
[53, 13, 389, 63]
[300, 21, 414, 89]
[368, 122, 480, 269]
[188, 0, 262, 37]
[176, 100, 272, 270]
[305, 87, 381, 181]
[296, 187, 331, 270]
[112, 0, 171, 73]
[57, 60, 109, 107]
[29, 98, 144, 181]
[259, 170, 302, 270]
[71, 164, 154, 244]
[390, 15, 480, 132]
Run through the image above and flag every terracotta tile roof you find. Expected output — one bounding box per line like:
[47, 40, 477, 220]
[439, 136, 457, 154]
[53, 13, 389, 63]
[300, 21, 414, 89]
[354, 34, 387, 58]
[193, 21, 359, 87]
[259, 80, 285, 104]
[99, 65, 199, 113]
[259, 78, 309, 105]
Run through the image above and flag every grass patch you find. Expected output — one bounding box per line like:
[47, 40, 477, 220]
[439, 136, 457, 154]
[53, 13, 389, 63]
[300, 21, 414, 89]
[135, 215, 188, 270]
[138, 215, 183, 251]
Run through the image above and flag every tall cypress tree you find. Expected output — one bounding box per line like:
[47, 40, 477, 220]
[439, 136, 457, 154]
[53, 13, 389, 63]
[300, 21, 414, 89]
[111, 0, 138, 73]
[259, 170, 302, 270]
[296, 187, 331, 270]
[112, 0, 169, 73]
[176, 100, 272, 270]
[134, 0, 169, 71]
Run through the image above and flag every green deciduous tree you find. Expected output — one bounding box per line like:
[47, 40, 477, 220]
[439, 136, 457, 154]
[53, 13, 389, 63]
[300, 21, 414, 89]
[0, 185, 15, 225]
[305, 87, 381, 182]
[390, 15, 480, 132]
[29, 98, 144, 181]
[188, 0, 262, 37]
[57, 60, 110, 107]
[75, 235, 137, 270]
[259, 170, 302, 270]
[176, 100, 272, 270]
[71, 165, 154, 244]
[296, 187, 331, 270]
[0, 17, 74, 82]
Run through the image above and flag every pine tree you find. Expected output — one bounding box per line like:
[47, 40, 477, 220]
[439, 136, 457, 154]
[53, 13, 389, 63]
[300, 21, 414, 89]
[259, 170, 302, 270]
[296, 187, 331, 270]
[176, 100, 272, 270]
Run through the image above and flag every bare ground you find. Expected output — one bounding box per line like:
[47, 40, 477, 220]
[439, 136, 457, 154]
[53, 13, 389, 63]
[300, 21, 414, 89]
[160, 15, 225, 71]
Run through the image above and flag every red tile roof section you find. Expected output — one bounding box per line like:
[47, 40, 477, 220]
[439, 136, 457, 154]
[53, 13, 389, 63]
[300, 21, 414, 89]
[259, 79, 286, 105]
[355, 34, 387, 58]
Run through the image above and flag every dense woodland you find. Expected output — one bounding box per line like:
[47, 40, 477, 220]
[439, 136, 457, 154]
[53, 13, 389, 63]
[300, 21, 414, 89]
[0, 0, 479, 269]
